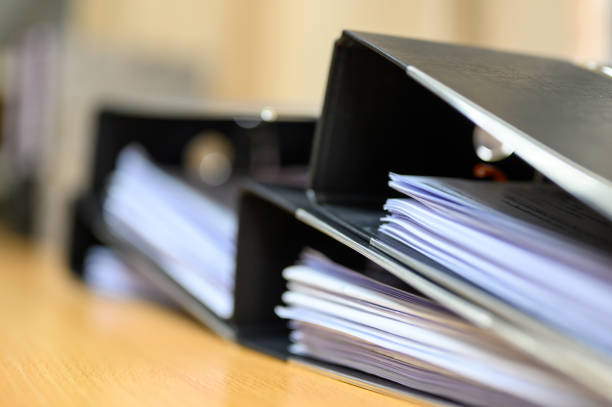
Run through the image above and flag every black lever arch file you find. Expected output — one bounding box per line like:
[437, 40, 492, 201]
[232, 31, 612, 404]
[68, 106, 316, 339]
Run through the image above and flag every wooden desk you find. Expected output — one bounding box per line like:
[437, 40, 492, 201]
[0, 228, 427, 406]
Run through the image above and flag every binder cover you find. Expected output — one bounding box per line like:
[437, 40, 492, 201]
[310, 30, 612, 219]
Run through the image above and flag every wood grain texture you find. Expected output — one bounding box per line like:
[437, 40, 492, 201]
[0, 228, 430, 407]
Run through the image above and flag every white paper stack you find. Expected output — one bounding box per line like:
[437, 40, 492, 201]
[276, 249, 602, 407]
[103, 146, 236, 318]
[380, 174, 612, 356]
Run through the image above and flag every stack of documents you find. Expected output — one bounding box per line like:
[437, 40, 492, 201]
[380, 174, 612, 356]
[103, 146, 236, 318]
[276, 249, 603, 407]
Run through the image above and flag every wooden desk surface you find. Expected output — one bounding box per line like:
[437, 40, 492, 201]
[0, 228, 428, 407]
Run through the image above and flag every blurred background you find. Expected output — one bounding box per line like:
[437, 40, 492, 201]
[0, 0, 610, 259]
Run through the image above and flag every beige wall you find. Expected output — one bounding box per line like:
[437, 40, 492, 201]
[459, 0, 610, 59]
[67, 0, 611, 109]
[24, 0, 611, 253]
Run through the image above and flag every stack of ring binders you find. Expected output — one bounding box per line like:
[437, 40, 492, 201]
[70, 31, 612, 406]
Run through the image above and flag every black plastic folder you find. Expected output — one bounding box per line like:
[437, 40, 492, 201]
[68, 106, 316, 339]
[231, 31, 612, 404]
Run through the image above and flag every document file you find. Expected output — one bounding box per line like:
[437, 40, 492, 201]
[379, 175, 612, 355]
[103, 147, 236, 318]
[275, 249, 602, 406]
